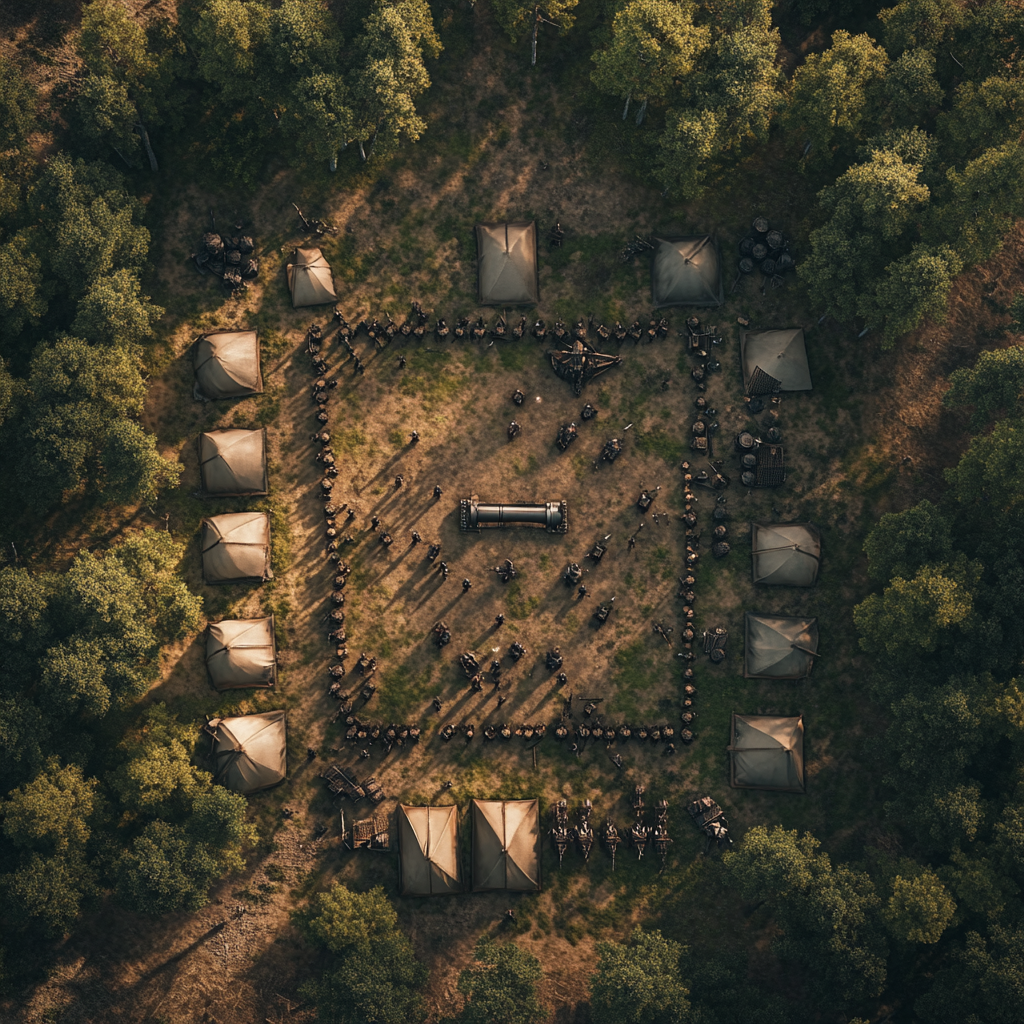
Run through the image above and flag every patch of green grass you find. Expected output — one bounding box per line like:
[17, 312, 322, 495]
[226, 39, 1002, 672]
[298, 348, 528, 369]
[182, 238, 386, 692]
[376, 663, 435, 720]
[635, 428, 685, 465]
[387, 427, 405, 449]
[505, 578, 541, 620]
[398, 350, 470, 408]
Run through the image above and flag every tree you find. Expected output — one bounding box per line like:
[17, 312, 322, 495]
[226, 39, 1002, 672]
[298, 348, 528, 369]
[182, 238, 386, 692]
[75, 74, 146, 167]
[864, 242, 963, 345]
[782, 31, 888, 167]
[725, 826, 887, 1002]
[854, 556, 982, 659]
[944, 416, 1024, 513]
[590, 926, 690, 1024]
[590, 1, 710, 123]
[71, 268, 164, 346]
[0, 231, 48, 337]
[302, 884, 427, 1024]
[456, 938, 546, 1024]
[863, 500, 954, 583]
[348, 0, 442, 161]
[944, 344, 1024, 427]
[938, 76, 1024, 162]
[884, 870, 957, 944]
[16, 335, 172, 513]
[884, 48, 944, 125]
[0, 55, 36, 152]
[492, 0, 580, 60]
[878, 0, 965, 55]
[29, 154, 149, 296]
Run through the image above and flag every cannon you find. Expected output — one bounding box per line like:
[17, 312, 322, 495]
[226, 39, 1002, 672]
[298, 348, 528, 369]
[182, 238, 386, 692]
[575, 800, 595, 862]
[460, 496, 568, 533]
[562, 561, 585, 587]
[551, 799, 571, 866]
[556, 422, 578, 451]
[594, 597, 615, 625]
[603, 819, 622, 870]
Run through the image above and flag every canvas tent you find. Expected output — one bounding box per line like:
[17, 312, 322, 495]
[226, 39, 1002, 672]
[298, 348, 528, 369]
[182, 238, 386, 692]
[729, 714, 805, 793]
[471, 798, 541, 892]
[397, 805, 462, 896]
[286, 247, 337, 308]
[475, 222, 539, 305]
[199, 428, 268, 496]
[208, 711, 287, 795]
[193, 331, 263, 401]
[651, 235, 723, 307]
[206, 616, 277, 690]
[740, 329, 812, 393]
[744, 613, 819, 679]
[200, 512, 273, 584]
[751, 523, 821, 587]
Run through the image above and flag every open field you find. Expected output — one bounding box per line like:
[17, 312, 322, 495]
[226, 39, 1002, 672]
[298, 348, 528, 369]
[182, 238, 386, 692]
[7, 5, 1024, 1024]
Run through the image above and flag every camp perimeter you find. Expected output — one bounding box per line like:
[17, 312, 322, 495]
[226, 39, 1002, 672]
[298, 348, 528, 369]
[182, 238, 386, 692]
[2, 2, 1024, 1024]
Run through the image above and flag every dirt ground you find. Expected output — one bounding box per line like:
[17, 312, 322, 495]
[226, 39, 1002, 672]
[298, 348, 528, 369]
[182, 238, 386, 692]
[7, 6, 1024, 1024]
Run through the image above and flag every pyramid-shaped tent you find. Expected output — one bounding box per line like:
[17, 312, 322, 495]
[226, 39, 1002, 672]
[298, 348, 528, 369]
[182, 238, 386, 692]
[651, 235, 723, 307]
[398, 805, 461, 896]
[476, 222, 539, 305]
[199, 428, 268, 496]
[729, 714, 805, 793]
[193, 331, 263, 401]
[471, 798, 541, 892]
[740, 329, 812, 393]
[286, 247, 337, 308]
[744, 613, 819, 679]
[206, 616, 277, 690]
[208, 711, 286, 795]
[751, 523, 821, 587]
[200, 512, 273, 584]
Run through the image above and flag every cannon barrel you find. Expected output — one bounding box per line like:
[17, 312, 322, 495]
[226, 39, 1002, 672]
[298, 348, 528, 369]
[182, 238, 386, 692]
[460, 497, 568, 533]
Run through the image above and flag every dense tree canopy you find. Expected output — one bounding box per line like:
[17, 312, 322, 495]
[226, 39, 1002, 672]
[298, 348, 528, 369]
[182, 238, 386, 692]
[456, 938, 547, 1024]
[301, 884, 427, 1024]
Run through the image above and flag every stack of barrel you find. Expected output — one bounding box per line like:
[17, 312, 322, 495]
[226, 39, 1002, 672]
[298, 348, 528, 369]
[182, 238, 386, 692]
[736, 216, 795, 284]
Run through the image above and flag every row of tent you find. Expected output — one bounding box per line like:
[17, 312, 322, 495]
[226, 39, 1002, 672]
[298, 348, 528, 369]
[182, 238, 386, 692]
[278, 228, 731, 310]
[195, 523, 819, 684]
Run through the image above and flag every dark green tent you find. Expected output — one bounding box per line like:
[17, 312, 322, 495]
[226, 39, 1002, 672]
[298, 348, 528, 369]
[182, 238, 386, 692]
[476, 222, 539, 305]
[651, 235, 723, 307]
[729, 714, 805, 793]
[751, 523, 821, 587]
[743, 613, 819, 679]
[740, 329, 813, 392]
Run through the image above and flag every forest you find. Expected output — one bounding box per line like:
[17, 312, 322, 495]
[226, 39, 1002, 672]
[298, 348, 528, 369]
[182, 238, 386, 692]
[1, 1, 1024, 1022]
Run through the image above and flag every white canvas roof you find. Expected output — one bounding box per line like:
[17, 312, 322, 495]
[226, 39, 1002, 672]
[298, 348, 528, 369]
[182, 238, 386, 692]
[199, 428, 268, 496]
[193, 331, 263, 401]
[200, 512, 273, 584]
[398, 805, 461, 896]
[206, 616, 277, 690]
[471, 798, 541, 892]
[751, 523, 821, 587]
[740, 329, 813, 392]
[651, 235, 723, 307]
[729, 714, 805, 793]
[286, 247, 337, 308]
[210, 710, 286, 795]
[476, 222, 539, 305]
[744, 613, 819, 679]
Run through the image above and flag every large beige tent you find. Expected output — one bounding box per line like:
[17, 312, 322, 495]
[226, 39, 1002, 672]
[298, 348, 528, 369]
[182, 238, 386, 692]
[476, 222, 539, 305]
[199, 428, 268, 496]
[193, 331, 263, 401]
[201, 512, 273, 584]
[751, 523, 821, 587]
[744, 613, 819, 679]
[206, 616, 277, 690]
[397, 805, 461, 896]
[286, 247, 337, 308]
[471, 798, 541, 892]
[740, 329, 812, 393]
[729, 714, 805, 793]
[209, 711, 287, 795]
[651, 235, 723, 307]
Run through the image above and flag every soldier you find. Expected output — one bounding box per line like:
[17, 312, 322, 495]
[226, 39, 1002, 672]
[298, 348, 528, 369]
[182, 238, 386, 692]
[577, 583, 588, 600]
[512, 388, 525, 406]
[398, 354, 407, 369]
[427, 543, 441, 562]
[360, 748, 370, 759]
[462, 578, 472, 592]
[442, 779, 453, 791]
[433, 696, 443, 713]
[495, 613, 505, 626]
[470, 675, 483, 692]
[439, 561, 450, 581]
[353, 356, 364, 375]
[410, 430, 419, 443]
[433, 483, 443, 500]
[394, 474, 404, 491]
[497, 694, 507, 708]
[371, 515, 381, 531]
[508, 420, 522, 441]
[411, 530, 422, 545]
